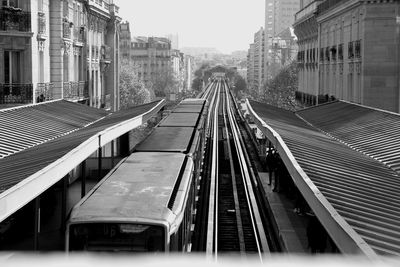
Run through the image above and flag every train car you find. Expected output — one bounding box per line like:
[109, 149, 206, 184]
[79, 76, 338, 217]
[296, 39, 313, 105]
[66, 98, 208, 253]
[66, 153, 195, 252]
[135, 98, 207, 195]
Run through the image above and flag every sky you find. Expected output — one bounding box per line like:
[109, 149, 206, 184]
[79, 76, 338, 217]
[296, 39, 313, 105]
[118, 0, 265, 54]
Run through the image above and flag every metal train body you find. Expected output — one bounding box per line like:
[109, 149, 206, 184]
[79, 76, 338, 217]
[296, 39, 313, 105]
[66, 98, 208, 253]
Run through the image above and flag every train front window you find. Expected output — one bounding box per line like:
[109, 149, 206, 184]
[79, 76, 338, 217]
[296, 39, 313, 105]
[69, 223, 165, 252]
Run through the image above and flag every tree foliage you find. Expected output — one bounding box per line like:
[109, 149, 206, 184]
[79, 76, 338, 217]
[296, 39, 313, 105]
[261, 61, 303, 111]
[149, 71, 178, 97]
[119, 60, 153, 109]
[233, 75, 247, 95]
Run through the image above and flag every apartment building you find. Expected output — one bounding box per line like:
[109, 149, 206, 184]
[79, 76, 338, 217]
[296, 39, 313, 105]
[254, 27, 265, 95]
[295, 0, 400, 113]
[0, 0, 121, 111]
[120, 21, 131, 61]
[264, 0, 300, 80]
[130, 36, 172, 86]
[246, 43, 255, 94]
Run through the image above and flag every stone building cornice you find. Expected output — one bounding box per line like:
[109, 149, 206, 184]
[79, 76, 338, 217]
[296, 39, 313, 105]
[317, 0, 362, 23]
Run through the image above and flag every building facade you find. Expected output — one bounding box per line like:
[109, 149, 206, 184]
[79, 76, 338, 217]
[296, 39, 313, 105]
[270, 27, 298, 77]
[130, 36, 172, 87]
[254, 28, 265, 95]
[264, 0, 300, 80]
[295, 0, 400, 113]
[0, 0, 121, 111]
[119, 21, 131, 61]
[86, 0, 121, 111]
[246, 43, 255, 94]
[184, 55, 194, 92]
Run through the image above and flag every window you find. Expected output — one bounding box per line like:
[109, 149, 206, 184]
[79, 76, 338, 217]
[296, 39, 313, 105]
[355, 40, 361, 58]
[325, 47, 330, 62]
[348, 41, 354, 59]
[3, 51, 21, 84]
[331, 45, 337, 61]
[338, 44, 343, 60]
[320, 48, 324, 62]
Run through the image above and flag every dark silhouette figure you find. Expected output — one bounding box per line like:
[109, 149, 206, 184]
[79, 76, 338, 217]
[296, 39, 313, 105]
[307, 215, 327, 253]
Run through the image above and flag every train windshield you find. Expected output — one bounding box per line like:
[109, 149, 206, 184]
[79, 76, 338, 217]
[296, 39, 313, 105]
[68, 223, 165, 252]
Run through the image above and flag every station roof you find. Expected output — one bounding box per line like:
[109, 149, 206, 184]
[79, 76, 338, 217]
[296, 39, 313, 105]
[0, 100, 165, 223]
[134, 127, 195, 153]
[247, 100, 400, 258]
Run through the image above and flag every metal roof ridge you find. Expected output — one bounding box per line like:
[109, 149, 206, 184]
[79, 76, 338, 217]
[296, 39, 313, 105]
[297, 99, 340, 113]
[295, 111, 400, 177]
[0, 110, 111, 160]
[339, 100, 400, 117]
[246, 99, 379, 259]
[0, 99, 62, 113]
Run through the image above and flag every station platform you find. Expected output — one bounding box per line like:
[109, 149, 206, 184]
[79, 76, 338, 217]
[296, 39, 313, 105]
[258, 172, 308, 254]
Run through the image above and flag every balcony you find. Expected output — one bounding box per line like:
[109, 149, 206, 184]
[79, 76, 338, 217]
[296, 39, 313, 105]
[0, 83, 33, 104]
[36, 83, 53, 102]
[0, 8, 31, 32]
[63, 81, 88, 100]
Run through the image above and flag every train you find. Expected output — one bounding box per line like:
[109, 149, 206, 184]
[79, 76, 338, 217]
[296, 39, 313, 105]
[65, 98, 208, 252]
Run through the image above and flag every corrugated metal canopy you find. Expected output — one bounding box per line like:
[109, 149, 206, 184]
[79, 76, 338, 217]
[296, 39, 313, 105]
[0, 101, 163, 193]
[0, 100, 109, 159]
[297, 101, 400, 173]
[248, 100, 400, 257]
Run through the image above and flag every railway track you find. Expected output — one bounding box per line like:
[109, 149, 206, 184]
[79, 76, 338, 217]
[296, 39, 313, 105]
[202, 79, 270, 260]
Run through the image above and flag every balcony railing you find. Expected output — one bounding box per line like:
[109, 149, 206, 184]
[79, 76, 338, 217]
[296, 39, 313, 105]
[37, 11, 46, 35]
[36, 83, 53, 102]
[63, 81, 88, 99]
[0, 83, 33, 104]
[0, 8, 31, 32]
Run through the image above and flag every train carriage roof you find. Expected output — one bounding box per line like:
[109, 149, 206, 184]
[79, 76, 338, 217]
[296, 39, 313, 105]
[69, 152, 193, 224]
[134, 127, 195, 153]
[180, 99, 206, 105]
[172, 105, 204, 113]
[159, 113, 200, 127]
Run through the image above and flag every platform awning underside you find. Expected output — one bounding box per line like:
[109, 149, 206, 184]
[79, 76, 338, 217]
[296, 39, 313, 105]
[248, 100, 400, 257]
[0, 100, 164, 198]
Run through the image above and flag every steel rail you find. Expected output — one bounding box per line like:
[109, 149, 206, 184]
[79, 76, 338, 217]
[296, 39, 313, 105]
[224, 81, 270, 260]
[221, 82, 246, 254]
[206, 81, 221, 258]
